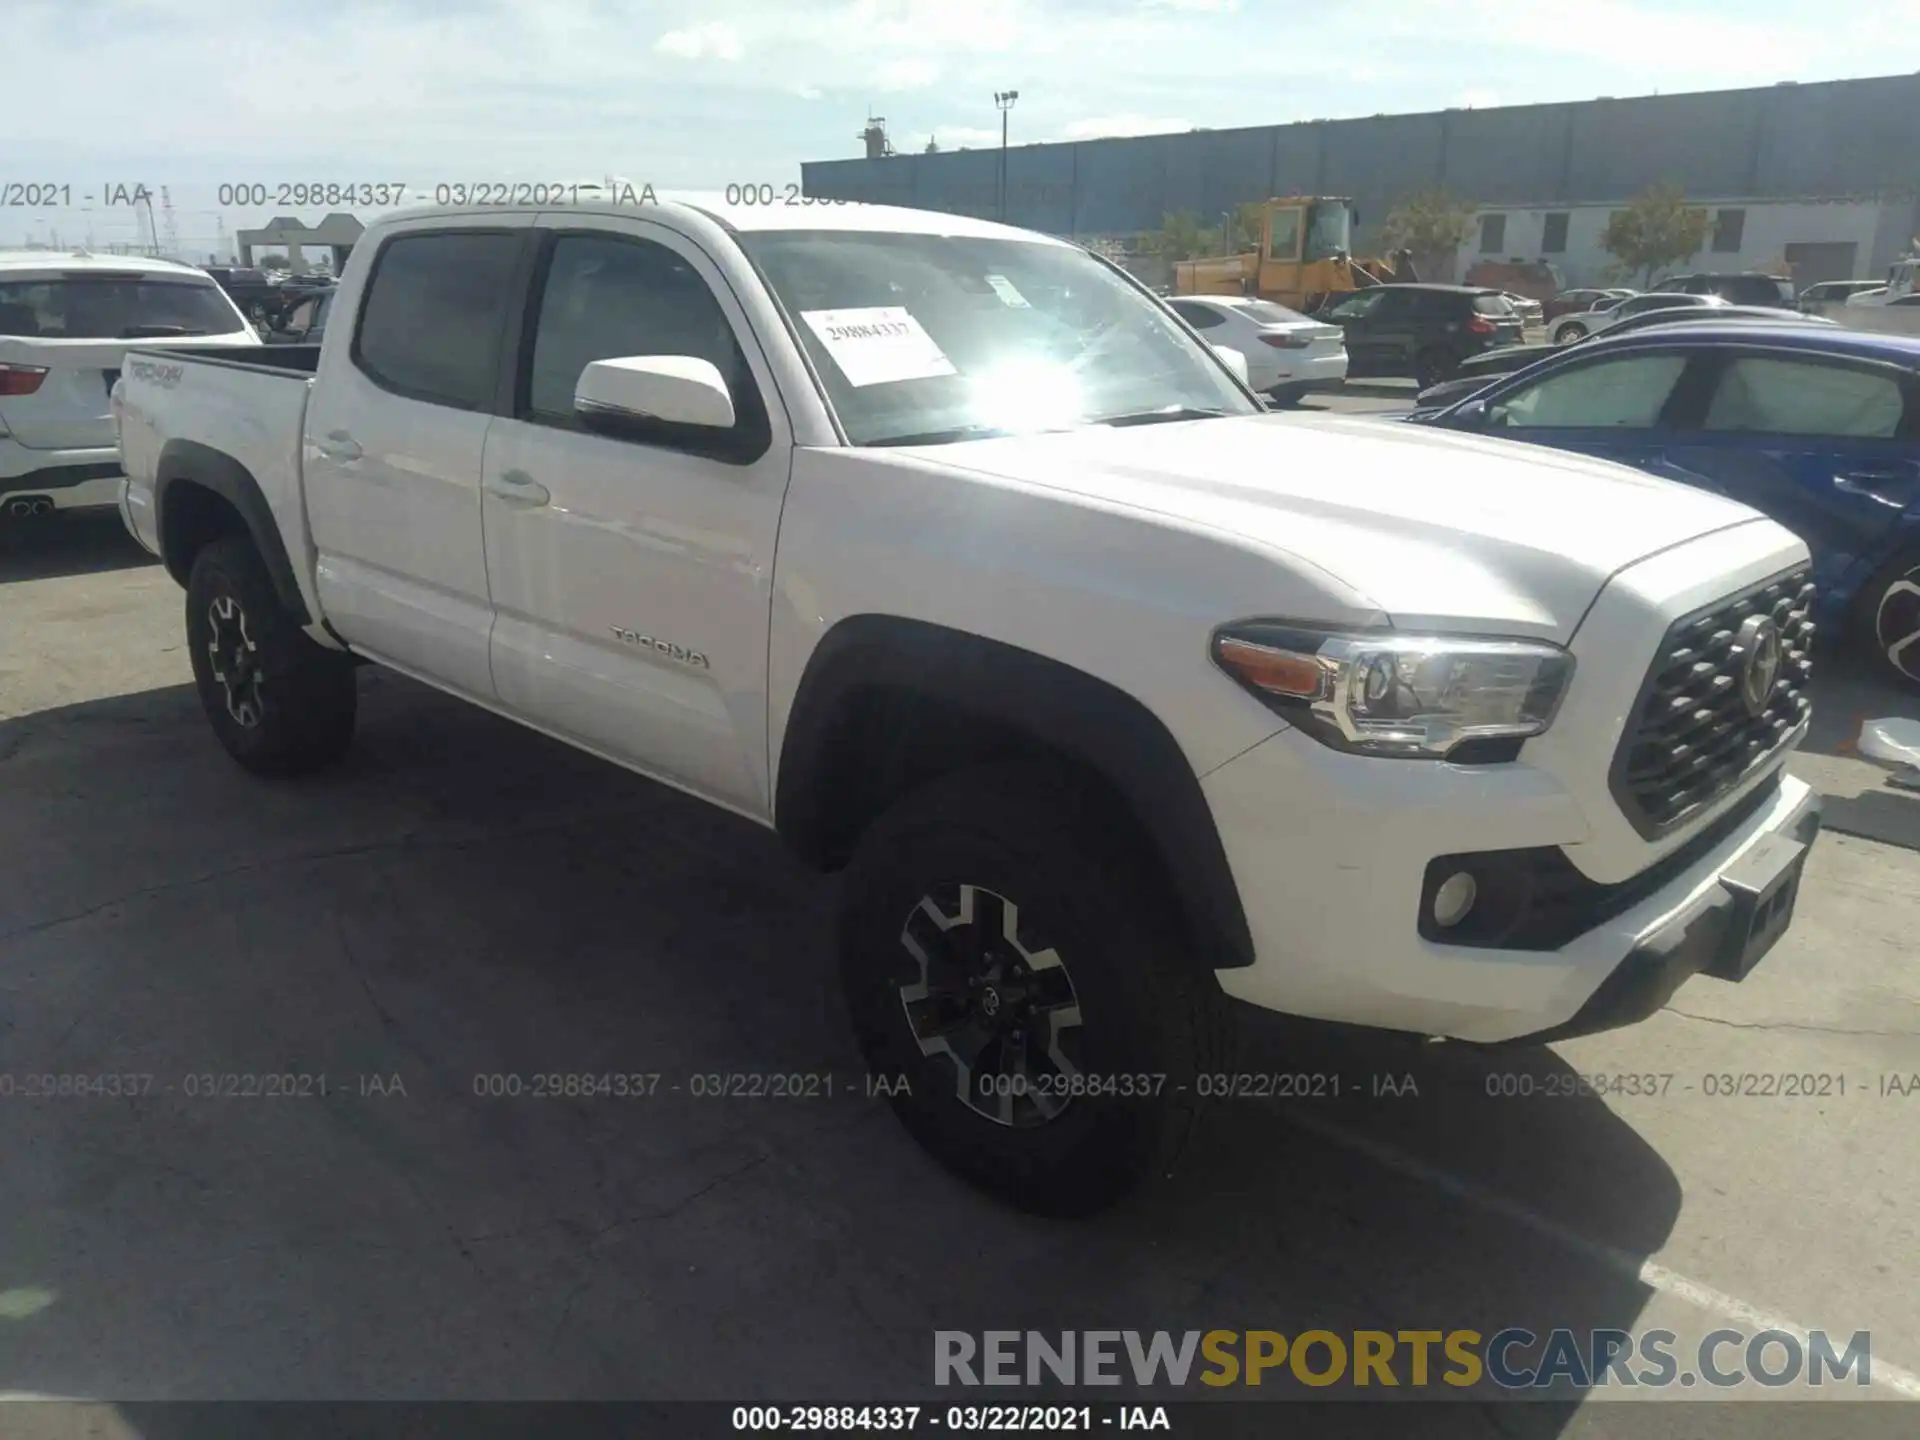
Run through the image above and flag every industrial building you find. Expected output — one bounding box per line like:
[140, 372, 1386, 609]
[802, 72, 1920, 287]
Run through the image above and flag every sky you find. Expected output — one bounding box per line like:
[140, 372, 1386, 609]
[11, 0, 1920, 256]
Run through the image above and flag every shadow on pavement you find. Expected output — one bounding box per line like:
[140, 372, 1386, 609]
[0, 510, 158, 584]
[0, 673, 1684, 1427]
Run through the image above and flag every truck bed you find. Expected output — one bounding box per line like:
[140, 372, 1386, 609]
[117, 343, 319, 579]
[142, 342, 323, 375]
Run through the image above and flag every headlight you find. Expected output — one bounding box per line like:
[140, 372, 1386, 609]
[1212, 624, 1574, 759]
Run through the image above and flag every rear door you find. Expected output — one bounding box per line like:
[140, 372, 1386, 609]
[1653, 349, 1920, 598]
[0, 272, 256, 449]
[1318, 287, 1394, 374]
[302, 218, 537, 698]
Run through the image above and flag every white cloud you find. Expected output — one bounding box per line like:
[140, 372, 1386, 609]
[1059, 114, 1192, 140]
[4, 0, 1917, 258]
[655, 22, 745, 60]
[877, 57, 941, 91]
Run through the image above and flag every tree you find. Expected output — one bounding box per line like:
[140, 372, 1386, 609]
[1380, 189, 1477, 271]
[1221, 201, 1269, 253]
[1601, 182, 1712, 285]
[1146, 211, 1217, 262]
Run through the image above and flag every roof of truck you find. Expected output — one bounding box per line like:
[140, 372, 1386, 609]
[371, 193, 1074, 245]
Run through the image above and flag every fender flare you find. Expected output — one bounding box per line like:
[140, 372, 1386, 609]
[154, 439, 311, 624]
[775, 615, 1256, 970]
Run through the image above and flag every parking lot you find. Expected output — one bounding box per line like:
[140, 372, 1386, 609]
[2, 427, 1918, 1433]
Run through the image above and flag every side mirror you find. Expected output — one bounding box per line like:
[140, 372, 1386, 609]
[1450, 398, 1489, 428]
[576, 355, 735, 437]
[1210, 343, 1250, 385]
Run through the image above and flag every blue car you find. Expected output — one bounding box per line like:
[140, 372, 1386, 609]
[1413, 322, 1920, 691]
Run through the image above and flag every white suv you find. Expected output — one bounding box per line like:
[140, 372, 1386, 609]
[0, 251, 259, 519]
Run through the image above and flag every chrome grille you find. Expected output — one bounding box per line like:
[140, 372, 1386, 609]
[1610, 568, 1814, 838]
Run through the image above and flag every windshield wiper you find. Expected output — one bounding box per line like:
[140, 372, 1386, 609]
[866, 423, 1018, 447]
[1093, 405, 1233, 428]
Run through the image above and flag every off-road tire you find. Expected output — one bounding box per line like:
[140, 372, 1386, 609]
[838, 763, 1235, 1217]
[185, 536, 356, 775]
[1860, 546, 1920, 693]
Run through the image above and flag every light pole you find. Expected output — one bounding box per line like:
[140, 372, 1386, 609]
[994, 90, 1019, 221]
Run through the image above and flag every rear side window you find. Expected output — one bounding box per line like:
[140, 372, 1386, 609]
[1239, 300, 1308, 325]
[1492, 353, 1690, 430]
[0, 276, 246, 338]
[1702, 357, 1905, 438]
[353, 231, 524, 408]
[1472, 294, 1516, 316]
[1169, 300, 1225, 330]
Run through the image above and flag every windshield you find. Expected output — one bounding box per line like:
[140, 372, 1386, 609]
[739, 230, 1259, 446]
[0, 276, 248, 338]
[1303, 202, 1353, 262]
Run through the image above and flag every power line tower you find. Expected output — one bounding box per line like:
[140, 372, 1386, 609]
[160, 186, 182, 258]
[132, 195, 158, 255]
[215, 215, 230, 263]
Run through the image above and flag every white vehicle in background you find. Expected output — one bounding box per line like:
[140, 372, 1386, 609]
[1841, 259, 1920, 338]
[1843, 258, 1918, 308]
[1549, 290, 1729, 345]
[0, 252, 260, 519]
[1164, 294, 1347, 403]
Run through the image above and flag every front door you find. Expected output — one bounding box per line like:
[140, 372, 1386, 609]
[480, 221, 795, 817]
[1475, 349, 1699, 476]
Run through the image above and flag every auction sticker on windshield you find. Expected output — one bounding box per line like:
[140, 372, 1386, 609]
[800, 307, 957, 387]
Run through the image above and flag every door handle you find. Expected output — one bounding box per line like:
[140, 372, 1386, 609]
[485, 469, 550, 506]
[1833, 471, 1906, 495]
[315, 431, 362, 462]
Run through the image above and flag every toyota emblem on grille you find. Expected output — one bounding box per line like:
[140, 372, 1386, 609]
[1736, 614, 1783, 717]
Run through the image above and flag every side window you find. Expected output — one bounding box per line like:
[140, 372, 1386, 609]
[1267, 208, 1302, 262]
[353, 231, 523, 408]
[1321, 288, 1385, 321]
[1491, 354, 1690, 430]
[1170, 301, 1225, 330]
[523, 232, 769, 457]
[1702, 357, 1905, 439]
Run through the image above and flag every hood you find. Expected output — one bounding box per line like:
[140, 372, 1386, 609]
[897, 412, 1769, 644]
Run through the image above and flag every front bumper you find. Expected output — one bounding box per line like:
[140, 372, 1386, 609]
[1200, 723, 1821, 1045]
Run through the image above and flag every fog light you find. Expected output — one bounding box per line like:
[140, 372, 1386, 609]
[1432, 871, 1478, 928]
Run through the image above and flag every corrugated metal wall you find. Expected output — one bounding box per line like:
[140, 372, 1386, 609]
[801, 75, 1920, 240]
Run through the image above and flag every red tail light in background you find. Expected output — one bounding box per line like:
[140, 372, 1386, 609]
[0, 363, 49, 396]
[1259, 332, 1312, 349]
[1465, 316, 1498, 335]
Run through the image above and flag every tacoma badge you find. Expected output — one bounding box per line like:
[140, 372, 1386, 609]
[610, 627, 710, 669]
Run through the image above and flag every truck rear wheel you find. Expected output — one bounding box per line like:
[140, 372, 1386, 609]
[837, 763, 1231, 1216]
[185, 536, 356, 775]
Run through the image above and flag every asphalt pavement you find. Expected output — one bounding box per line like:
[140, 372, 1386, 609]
[1, 472, 1917, 1437]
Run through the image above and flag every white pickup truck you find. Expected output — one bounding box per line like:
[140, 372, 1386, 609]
[116, 196, 1823, 1215]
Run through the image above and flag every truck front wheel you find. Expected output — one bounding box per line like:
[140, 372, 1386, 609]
[185, 536, 356, 775]
[837, 764, 1231, 1216]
